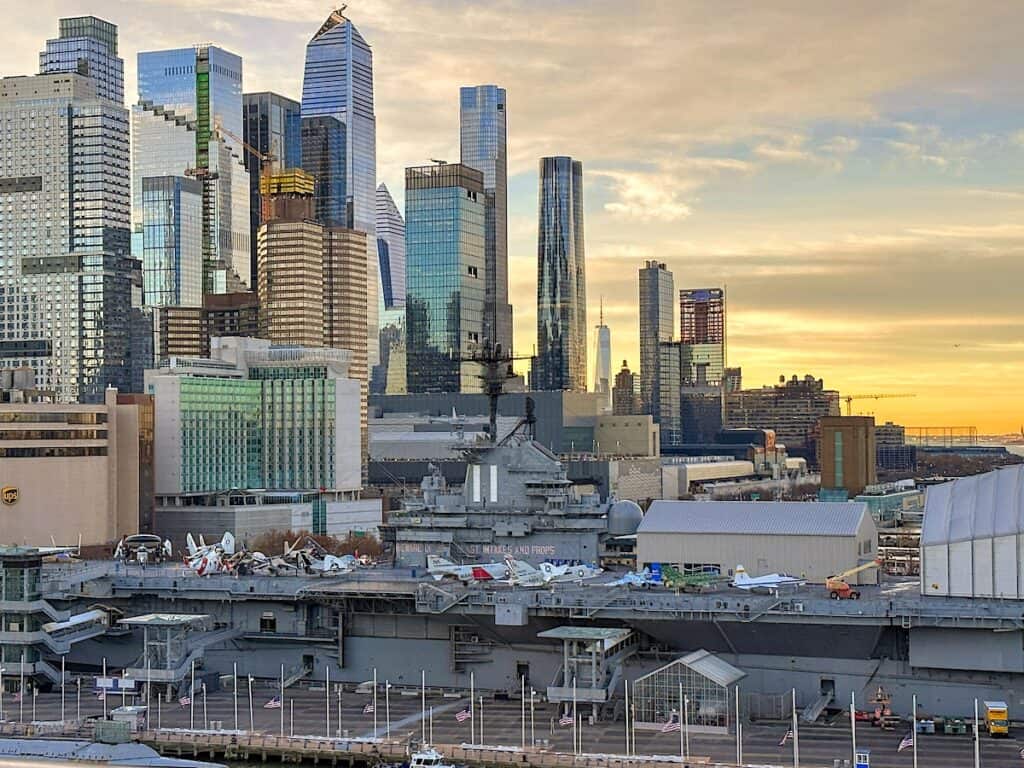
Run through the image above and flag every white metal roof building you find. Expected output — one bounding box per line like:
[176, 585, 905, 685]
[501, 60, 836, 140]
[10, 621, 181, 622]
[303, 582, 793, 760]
[921, 465, 1024, 598]
[636, 500, 877, 583]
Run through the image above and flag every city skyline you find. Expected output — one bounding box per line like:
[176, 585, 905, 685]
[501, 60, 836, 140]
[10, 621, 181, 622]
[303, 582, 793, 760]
[5, 2, 1022, 430]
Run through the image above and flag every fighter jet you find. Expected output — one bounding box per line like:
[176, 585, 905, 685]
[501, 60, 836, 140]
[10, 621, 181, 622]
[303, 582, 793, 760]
[426, 555, 509, 582]
[603, 567, 661, 588]
[539, 561, 604, 583]
[730, 565, 806, 595]
[34, 535, 82, 563]
[183, 532, 236, 576]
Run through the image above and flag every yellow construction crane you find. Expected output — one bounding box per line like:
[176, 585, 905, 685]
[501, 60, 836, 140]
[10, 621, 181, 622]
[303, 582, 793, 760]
[842, 393, 916, 416]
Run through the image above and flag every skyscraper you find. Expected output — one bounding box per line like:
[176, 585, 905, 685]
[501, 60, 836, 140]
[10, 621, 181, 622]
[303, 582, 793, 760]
[141, 176, 203, 308]
[679, 288, 726, 385]
[301, 7, 379, 367]
[593, 301, 612, 410]
[0, 70, 133, 401]
[460, 85, 512, 353]
[535, 156, 586, 391]
[242, 91, 302, 284]
[135, 45, 250, 294]
[639, 260, 674, 417]
[404, 164, 485, 393]
[39, 15, 124, 104]
[612, 361, 640, 416]
[375, 183, 405, 309]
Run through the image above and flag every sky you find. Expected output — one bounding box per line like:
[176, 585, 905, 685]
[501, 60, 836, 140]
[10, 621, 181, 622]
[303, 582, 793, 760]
[8, 1, 1024, 432]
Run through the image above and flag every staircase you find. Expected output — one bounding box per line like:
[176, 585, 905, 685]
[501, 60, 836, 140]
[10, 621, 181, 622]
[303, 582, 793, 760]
[802, 690, 833, 723]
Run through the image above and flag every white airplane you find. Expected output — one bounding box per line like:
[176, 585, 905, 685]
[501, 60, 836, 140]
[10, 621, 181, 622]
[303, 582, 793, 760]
[114, 534, 172, 564]
[184, 532, 236, 576]
[501, 558, 550, 588]
[604, 568, 661, 588]
[34, 534, 82, 562]
[540, 561, 604, 583]
[730, 564, 806, 595]
[426, 555, 508, 583]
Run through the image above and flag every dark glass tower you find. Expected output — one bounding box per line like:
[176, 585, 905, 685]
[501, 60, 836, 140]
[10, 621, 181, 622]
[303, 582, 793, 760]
[301, 116, 347, 228]
[301, 7, 378, 366]
[535, 156, 586, 392]
[460, 85, 512, 354]
[639, 260, 674, 417]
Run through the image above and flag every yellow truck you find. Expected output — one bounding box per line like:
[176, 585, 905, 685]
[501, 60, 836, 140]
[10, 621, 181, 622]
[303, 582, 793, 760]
[984, 700, 1009, 737]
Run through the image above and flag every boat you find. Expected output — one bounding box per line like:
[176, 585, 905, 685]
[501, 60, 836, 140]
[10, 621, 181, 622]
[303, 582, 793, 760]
[409, 746, 458, 768]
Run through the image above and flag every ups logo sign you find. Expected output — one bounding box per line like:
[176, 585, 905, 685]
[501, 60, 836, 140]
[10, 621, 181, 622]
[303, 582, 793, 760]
[1, 486, 18, 505]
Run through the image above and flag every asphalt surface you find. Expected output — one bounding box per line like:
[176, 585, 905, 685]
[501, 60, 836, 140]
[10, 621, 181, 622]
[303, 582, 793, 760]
[8, 688, 1023, 767]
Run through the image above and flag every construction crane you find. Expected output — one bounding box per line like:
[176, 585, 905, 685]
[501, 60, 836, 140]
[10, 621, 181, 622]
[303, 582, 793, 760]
[842, 393, 916, 416]
[825, 559, 882, 600]
[211, 119, 277, 225]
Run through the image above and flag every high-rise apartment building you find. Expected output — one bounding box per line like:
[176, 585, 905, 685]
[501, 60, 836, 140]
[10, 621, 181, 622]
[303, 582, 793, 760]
[375, 183, 405, 309]
[593, 304, 612, 410]
[535, 156, 586, 391]
[135, 45, 250, 294]
[725, 374, 841, 450]
[242, 91, 302, 284]
[657, 342, 682, 447]
[460, 85, 512, 353]
[39, 16, 124, 104]
[638, 260, 674, 416]
[141, 176, 203, 308]
[404, 164, 485, 393]
[302, 7, 379, 367]
[0, 71, 134, 402]
[679, 288, 725, 385]
[612, 361, 640, 416]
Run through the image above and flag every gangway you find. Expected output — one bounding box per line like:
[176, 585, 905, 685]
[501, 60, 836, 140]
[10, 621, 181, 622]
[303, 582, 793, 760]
[802, 690, 833, 722]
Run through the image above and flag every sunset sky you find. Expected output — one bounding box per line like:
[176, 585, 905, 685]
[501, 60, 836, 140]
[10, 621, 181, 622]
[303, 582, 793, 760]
[9, 1, 1023, 432]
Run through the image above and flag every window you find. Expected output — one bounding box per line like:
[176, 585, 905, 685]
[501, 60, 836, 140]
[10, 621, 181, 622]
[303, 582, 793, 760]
[259, 612, 276, 633]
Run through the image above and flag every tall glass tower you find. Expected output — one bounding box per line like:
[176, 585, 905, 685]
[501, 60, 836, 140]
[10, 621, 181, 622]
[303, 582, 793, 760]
[136, 45, 250, 293]
[639, 260, 674, 418]
[39, 16, 124, 105]
[375, 183, 405, 309]
[593, 301, 612, 410]
[460, 85, 512, 354]
[535, 156, 586, 392]
[404, 164, 485, 394]
[301, 8, 379, 366]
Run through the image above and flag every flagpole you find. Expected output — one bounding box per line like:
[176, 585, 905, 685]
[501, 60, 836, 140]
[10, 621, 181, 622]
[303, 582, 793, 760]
[912, 692, 918, 768]
[290, 700, 294, 737]
[280, 664, 285, 736]
[386, 679, 392, 739]
[202, 683, 208, 730]
[735, 684, 742, 766]
[146, 655, 151, 728]
[422, 669, 427, 743]
[678, 682, 684, 761]
[429, 706, 434, 744]
[190, 659, 195, 730]
[850, 690, 857, 768]
[233, 662, 238, 732]
[326, 667, 330, 739]
[792, 687, 800, 768]
[480, 695, 484, 745]
[99, 656, 104, 721]
[572, 676, 578, 756]
[247, 675, 254, 732]
[470, 671, 475, 745]
[61, 655, 65, 724]
[337, 688, 342, 738]
[76, 677, 81, 723]
[624, 680, 629, 756]
[683, 694, 690, 760]
[157, 688, 161, 729]
[973, 698, 980, 768]
[373, 668, 378, 736]
[630, 696, 636, 757]
[521, 674, 526, 750]
[530, 688, 535, 748]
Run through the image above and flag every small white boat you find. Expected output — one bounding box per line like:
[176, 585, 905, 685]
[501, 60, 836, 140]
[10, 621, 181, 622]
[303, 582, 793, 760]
[409, 746, 457, 768]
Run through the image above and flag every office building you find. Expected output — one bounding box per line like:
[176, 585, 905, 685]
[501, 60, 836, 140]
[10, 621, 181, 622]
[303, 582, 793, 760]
[301, 7, 379, 367]
[258, 218, 325, 347]
[136, 45, 250, 293]
[203, 292, 260, 341]
[725, 374, 841, 451]
[375, 183, 405, 309]
[301, 115, 346, 228]
[612, 361, 640, 416]
[680, 387, 725, 444]
[404, 164, 485, 393]
[820, 416, 878, 497]
[639, 261, 674, 415]
[242, 91, 302, 283]
[535, 156, 586, 391]
[0, 72, 134, 402]
[141, 176, 203, 308]
[680, 288, 725, 385]
[875, 421, 916, 472]
[153, 306, 206, 361]
[0, 382, 139, 545]
[460, 85, 512, 353]
[39, 15, 124, 104]
[593, 304, 612, 410]
[657, 342, 682, 447]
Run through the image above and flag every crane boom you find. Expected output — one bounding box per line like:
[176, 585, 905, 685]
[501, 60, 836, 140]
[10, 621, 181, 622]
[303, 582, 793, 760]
[842, 393, 916, 416]
[211, 119, 276, 225]
[831, 559, 881, 581]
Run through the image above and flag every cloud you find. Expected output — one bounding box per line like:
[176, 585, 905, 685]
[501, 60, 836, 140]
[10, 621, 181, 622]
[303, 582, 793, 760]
[595, 170, 694, 222]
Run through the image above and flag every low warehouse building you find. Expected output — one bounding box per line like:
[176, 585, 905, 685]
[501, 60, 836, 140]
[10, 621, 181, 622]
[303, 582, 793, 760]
[636, 500, 877, 583]
[921, 464, 1024, 598]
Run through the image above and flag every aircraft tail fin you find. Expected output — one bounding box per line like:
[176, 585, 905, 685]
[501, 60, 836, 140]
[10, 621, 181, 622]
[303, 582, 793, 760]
[427, 555, 455, 570]
[221, 532, 236, 555]
[186, 533, 198, 557]
[732, 565, 749, 584]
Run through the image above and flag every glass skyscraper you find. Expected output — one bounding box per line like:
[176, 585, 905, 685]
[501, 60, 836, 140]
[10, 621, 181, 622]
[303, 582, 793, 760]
[301, 116, 347, 228]
[534, 156, 586, 392]
[39, 16, 124, 105]
[593, 304, 612, 410]
[639, 260, 674, 417]
[142, 176, 203, 308]
[404, 164, 485, 394]
[375, 183, 405, 309]
[0, 71, 133, 402]
[136, 45, 250, 293]
[301, 8, 379, 367]
[243, 91, 302, 285]
[460, 85, 512, 354]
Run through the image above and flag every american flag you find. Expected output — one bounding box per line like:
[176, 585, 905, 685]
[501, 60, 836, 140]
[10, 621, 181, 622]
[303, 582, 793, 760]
[559, 713, 574, 727]
[264, 695, 282, 709]
[455, 708, 472, 723]
[779, 729, 794, 747]
[363, 703, 375, 714]
[179, 695, 191, 707]
[898, 732, 914, 752]
[12, 692, 21, 703]
[95, 690, 106, 700]
[661, 713, 681, 733]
